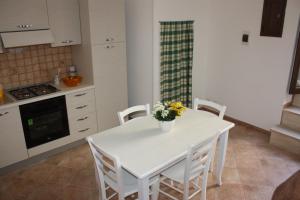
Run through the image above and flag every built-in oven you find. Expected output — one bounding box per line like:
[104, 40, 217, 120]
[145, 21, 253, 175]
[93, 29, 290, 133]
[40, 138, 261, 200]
[19, 95, 70, 149]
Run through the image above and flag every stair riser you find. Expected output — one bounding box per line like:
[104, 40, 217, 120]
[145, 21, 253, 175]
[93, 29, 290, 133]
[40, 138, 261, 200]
[281, 111, 300, 132]
[293, 95, 300, 107]
[270, 131, 300, 155]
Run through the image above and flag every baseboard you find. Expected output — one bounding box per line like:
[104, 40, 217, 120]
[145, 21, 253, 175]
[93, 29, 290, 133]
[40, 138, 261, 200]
[0, 139, 86, 175]
[198, 106, 270, 134]
[224, 115, 270, 135]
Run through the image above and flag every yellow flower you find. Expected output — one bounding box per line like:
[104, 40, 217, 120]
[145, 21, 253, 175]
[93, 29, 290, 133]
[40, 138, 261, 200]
[169, 102, 186, 116]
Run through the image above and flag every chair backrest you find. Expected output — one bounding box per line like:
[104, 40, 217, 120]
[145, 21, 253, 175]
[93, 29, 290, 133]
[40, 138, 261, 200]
[118, 104, 151, 125]
[87, 137, 125, 200]
[183, 135, 217, 199]
[193, 98, 227, 119]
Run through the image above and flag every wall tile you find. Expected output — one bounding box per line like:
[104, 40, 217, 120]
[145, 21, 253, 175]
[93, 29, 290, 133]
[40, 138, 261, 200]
[0, 44, 72, 89]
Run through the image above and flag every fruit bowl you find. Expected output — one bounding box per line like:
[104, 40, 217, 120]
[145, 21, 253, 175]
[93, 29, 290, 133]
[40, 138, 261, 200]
[62, 76, 82, 87]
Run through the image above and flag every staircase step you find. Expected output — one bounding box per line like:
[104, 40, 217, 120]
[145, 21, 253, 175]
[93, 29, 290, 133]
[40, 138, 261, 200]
[270, 125, 300, 155]
[283, 106, 300, 115]
[293, 94, 300, 107]
[271, 125, 300, 140]
[281, 106, 300, 132]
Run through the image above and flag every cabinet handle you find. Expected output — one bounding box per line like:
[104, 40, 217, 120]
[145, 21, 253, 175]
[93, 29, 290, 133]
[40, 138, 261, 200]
[76, 105, 87, 109]
[74, 93, 86, 97]
[79, 128, 90, 133]
[62, 40, 74, 44]
[77, 116, 88, 121]
[0, 112, 8, 117]
[17, 24, 33, 29]
[105, 38, 110, 42]
[105, 45, 114, 49]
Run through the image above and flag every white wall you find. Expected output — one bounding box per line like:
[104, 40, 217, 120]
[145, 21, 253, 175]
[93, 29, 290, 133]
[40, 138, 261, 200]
[126, 0, 300, 130]
[203, 0, 300, 129]
[125, 0, 154, 106]
[153, 0, 210, 103]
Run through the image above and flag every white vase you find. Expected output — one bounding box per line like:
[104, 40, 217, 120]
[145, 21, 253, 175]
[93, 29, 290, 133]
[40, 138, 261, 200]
[159, 120, 175, 132]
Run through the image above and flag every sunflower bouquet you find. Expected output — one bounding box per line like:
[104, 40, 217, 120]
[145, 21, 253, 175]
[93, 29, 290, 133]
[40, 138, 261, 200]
[153, 101, 186, 121]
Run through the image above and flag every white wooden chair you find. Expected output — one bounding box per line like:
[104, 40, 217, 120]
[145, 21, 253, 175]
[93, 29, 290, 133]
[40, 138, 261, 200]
[193, 98, 227, 172]
[87, 137, 159, 200]
[193, 98, 227, 119]
[118, 104, 151, 125]
[159, 136, 217, 200]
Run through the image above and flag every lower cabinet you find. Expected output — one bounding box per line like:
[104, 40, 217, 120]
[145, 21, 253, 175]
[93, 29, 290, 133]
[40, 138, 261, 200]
[0, 106, 28, 168]
[0, 88, 98, 167]
[92, 43, 128, 131]
[66, 88, 98, 140]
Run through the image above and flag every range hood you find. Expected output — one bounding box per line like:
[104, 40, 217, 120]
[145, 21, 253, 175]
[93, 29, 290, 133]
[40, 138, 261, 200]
[0, 30, 54, 48]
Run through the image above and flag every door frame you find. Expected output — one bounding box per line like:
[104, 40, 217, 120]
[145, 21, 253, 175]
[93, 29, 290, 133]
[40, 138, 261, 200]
[289, 18, 300, 94]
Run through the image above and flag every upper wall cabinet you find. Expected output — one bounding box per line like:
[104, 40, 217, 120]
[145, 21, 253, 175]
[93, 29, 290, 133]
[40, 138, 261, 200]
[89, 0, 125, 45]
[0, 0, 49, 32]
[47, 0, 82, 47]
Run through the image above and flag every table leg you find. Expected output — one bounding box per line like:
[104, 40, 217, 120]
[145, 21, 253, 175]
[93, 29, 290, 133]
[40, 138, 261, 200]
[215, 130, 229, 186]
[138, 177, 150, 200]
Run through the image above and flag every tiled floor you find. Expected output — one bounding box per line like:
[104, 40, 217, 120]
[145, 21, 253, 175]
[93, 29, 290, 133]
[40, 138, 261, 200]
[0, 125, 299, 200]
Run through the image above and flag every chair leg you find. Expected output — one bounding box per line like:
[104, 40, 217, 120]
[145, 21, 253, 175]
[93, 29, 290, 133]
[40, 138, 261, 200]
[151, 179, 160, 200]
[200, 171, 209, 200]
[209, 155, 215, 172]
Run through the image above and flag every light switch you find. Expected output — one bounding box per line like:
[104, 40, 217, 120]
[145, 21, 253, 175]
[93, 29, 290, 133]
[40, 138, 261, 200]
[242, 34, 249, 43]
[242, 32, 250, 45]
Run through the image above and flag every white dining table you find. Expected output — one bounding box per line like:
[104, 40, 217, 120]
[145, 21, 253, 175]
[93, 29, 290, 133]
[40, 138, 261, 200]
[90, 109, 235, 200]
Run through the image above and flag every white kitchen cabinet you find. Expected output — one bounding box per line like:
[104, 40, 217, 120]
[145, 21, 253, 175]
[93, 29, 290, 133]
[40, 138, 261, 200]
[47, 0, 82, 47]
[72, 0, 128, 131]
[92, 43, 128, 130]
[66, 88, 98, 139]
[89, 0, 126, 45]
[0, 0, 49, 32]
[0, 107, 28, 168]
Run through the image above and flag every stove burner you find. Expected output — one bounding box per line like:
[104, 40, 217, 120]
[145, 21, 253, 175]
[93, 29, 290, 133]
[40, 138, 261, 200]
[9, 84, 59, 100]
[28, 85, 58, 96]
[9, 88, 36, 100]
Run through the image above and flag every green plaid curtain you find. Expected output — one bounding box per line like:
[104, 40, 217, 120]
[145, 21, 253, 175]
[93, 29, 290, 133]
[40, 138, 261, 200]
[160, 21, 193, 108]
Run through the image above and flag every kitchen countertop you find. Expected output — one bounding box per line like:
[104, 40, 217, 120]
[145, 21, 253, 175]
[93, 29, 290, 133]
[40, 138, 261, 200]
[0, 82, 95, 110]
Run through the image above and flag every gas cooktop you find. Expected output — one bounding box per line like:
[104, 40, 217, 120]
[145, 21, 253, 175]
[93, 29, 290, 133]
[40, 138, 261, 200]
[9, 84, 59, 100]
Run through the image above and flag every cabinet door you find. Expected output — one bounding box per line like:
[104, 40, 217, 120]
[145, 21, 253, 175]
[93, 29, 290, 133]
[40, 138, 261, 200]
[92, 43, 128, 130]
[47, 0, 82, 47]
[89, 0, 126, 45]
[0, 0, 49, 32]
[0, 107, 28, 168]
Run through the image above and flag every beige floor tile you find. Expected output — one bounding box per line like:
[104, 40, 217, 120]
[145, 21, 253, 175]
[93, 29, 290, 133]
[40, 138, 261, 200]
[221, 167, 241, 184]
[242, 184, 275, 200]
[238, 167, 272, 186]
[235, 155, 262, 169]
[214, 183, 245, 200]
[62, 185, 99, 200]
[0, 124, 299, 200]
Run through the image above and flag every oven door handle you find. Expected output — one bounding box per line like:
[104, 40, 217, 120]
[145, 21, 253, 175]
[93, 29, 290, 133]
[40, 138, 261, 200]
[76, 105, 88, 109]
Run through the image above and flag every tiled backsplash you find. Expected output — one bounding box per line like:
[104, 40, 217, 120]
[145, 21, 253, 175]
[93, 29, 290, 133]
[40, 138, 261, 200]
[0, 44, 72, 89]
